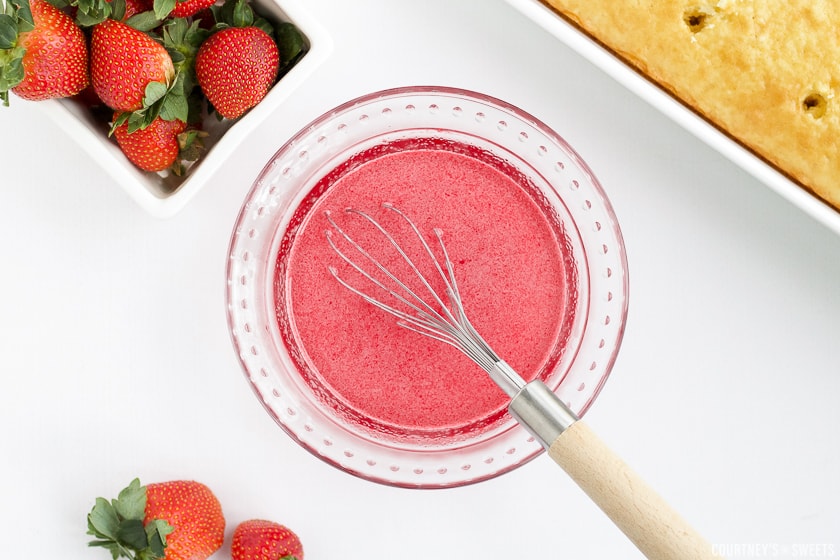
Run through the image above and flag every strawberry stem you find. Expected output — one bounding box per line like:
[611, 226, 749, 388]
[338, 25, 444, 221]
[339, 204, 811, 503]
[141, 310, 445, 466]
[0, 0, 33, 105]
[87, 478, 175, 560]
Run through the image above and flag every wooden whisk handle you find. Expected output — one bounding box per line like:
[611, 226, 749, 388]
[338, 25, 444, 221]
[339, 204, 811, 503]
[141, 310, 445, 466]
[508, 380, 720, 560]
[549, 421, 720, 559]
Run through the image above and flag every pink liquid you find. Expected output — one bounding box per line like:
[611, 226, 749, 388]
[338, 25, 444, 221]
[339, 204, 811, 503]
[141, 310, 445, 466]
[275, 138, 576, 441]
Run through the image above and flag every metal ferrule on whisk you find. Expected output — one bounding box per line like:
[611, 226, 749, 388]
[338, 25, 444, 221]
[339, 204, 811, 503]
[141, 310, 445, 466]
[490, 360, 578, 448]
[509, 377, 579, 449]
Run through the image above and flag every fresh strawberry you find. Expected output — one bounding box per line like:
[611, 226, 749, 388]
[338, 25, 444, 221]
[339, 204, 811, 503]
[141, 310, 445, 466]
[90, 18, 175, 112]
[0, 0, 88, 105]
[113, 113, 187, 171]
[231, 519, 304, 560]
[147, 0, 215, 20]
[87, 478, 224, 560]
[121, 0, 154, 20]
[145, 480, 225, 560]
[169, 0, 216, 18]
[194, 25, 278, 119]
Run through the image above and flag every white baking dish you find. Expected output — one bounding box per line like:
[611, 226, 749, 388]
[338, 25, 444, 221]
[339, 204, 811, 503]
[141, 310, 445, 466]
[505, 0, 840, 236]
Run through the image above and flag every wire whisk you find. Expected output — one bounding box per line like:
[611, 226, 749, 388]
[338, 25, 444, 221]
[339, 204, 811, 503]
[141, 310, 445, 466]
[325, 202, 525, 397]
[323, 202, 717, 560]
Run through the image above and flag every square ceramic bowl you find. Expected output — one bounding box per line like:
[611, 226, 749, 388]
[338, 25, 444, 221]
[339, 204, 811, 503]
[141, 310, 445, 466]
[31, 0, 331, 218]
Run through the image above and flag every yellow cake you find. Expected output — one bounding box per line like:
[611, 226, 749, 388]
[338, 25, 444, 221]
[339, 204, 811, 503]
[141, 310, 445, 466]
[539, 0, 840, 211]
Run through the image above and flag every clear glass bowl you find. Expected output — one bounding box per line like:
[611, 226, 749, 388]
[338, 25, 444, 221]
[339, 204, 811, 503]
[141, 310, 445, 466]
[226, 86, 629, 488]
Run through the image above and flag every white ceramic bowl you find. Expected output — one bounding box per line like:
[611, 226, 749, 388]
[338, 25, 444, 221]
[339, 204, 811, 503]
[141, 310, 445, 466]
[30, 0, 331, 218]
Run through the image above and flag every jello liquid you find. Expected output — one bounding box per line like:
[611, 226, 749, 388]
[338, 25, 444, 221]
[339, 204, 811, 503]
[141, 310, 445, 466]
[275, 137, 576, 441]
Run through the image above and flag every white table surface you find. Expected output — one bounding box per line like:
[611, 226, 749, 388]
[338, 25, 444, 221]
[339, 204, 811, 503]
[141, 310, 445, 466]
[1, 0, 839, 558]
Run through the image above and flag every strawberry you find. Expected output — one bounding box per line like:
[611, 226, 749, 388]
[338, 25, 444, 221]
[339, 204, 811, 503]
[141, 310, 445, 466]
[145, 480, 225, 560]
[121, 0, 154, 20]
[147, 0, 215, 20]
[169, 0, 216, 18]
[87, 478, 225, 560]
[113, 113, 187, 171]
[231, 519, 304, 560]
[194, 25, 278, 119]
[90, 18, 175, 112]
[0, 0, 88, 105]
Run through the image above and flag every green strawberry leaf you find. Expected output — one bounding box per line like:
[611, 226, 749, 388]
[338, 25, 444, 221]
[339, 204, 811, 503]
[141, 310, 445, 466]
[126, 10, 163, 32]
[162, 19, 205, 99]
[116, 519, 148, 551]
[143, 81, 168, 107]
[109, 0, 127, 22]
[168, 49, 185, 64]
[114, 478, 146, 521]
[0, 14, 18, 49]
[159, 92, 187, 122]
[145, 519, 174, 556]
[231, 0, 253, 28]
[127, 109, 151, 133]
[214, 0, 252, 28]
[152, 0, 175, 20]
[88, 497, 121, 540]
[75, 7, 110, 26]
[252, 16, 272, 38]
[276, 22, 305, 67]
[0, 40, 22, 105]
[183, 19, 209, 47]
[109, 111, 131, 136]
[10, 0, 34, 32]
[88, 539, 125, 560]
[73, 0, 111, 26]
[162, 15, 187, 43]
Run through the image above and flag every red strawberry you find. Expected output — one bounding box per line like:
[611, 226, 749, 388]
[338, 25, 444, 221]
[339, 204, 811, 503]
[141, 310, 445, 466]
[113, 114, 187, 172]
[170, 0, 216, 18]
[87, 478, 225, 560]
[231, 519, 304, 560]
[90, 18, 175, 112]
[194, 25, 279, 119]
[145, 480, 225, 560]
[0, 0, 88, 104]
[121, 0, 154, 19]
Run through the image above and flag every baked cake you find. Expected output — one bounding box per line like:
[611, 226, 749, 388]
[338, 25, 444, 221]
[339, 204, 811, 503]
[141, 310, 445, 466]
[539, 0, 840, 211]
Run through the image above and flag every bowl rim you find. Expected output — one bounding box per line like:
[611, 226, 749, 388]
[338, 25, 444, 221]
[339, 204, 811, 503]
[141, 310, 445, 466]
[226, 85, 630, 488]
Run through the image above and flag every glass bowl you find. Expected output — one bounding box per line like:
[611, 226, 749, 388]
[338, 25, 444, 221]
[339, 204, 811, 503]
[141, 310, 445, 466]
[226, 86, 628, 488]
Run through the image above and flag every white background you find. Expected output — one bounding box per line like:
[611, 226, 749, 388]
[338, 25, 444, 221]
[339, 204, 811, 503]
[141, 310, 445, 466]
[1, 0, 839, 558]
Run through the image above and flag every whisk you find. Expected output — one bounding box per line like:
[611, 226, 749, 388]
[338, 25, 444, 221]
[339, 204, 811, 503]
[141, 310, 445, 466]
[326, 203, 720, 560]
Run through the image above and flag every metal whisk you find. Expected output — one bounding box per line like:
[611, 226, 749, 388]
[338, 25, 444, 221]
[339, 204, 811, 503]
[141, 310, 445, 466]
[326, 203, 533, 401]
[325, 203, 717, 560]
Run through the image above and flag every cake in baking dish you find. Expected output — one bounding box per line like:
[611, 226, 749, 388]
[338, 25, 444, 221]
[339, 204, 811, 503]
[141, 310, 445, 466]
[539, 0, 840, 211]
